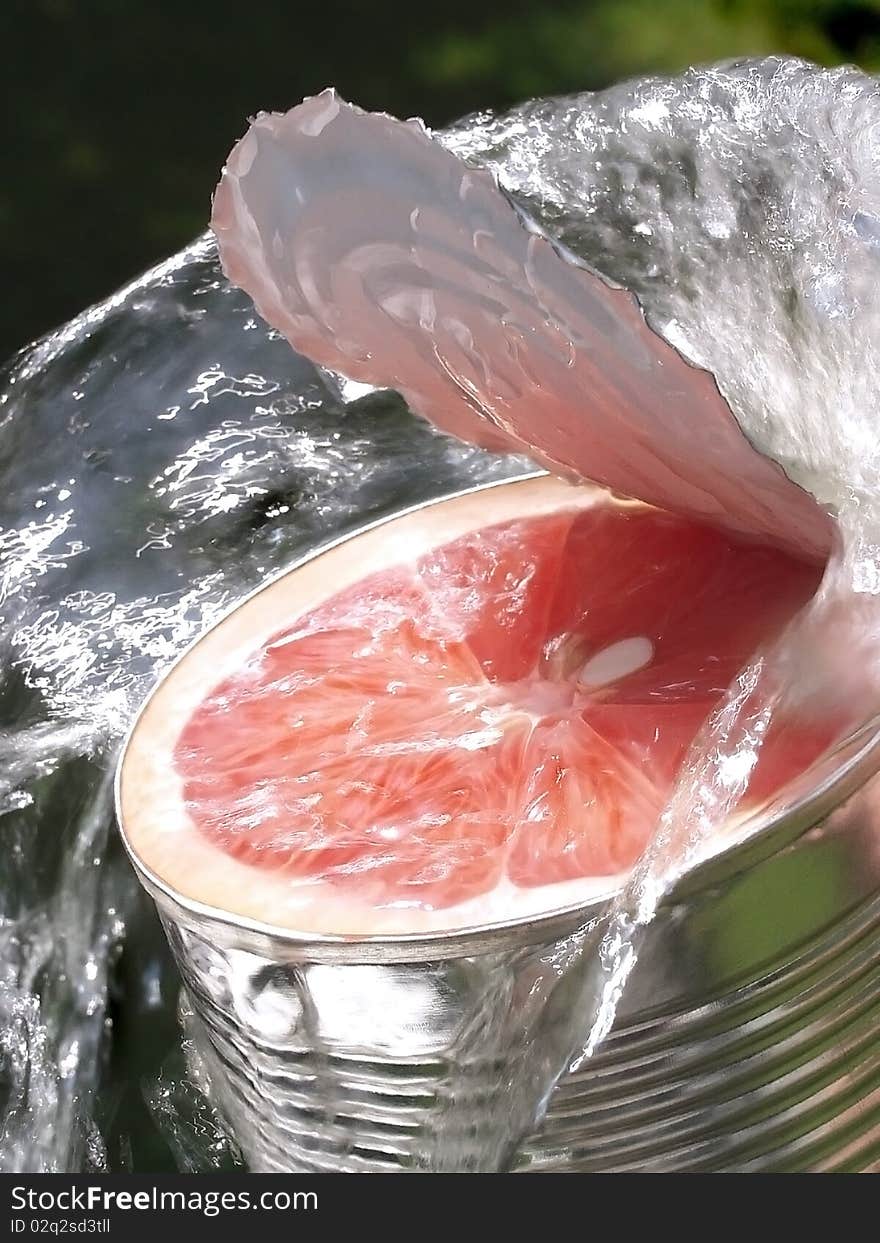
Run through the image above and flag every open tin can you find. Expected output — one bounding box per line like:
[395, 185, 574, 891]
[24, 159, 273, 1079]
[116, 475, 880, 1172]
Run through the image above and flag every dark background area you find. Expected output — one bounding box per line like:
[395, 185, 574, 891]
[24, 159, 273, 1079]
[4, 0, 880, 362]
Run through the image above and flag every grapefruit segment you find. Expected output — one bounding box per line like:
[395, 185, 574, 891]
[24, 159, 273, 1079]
[415, 511, 575, 681]
[178, 611, 485, 784]
[184, 714, 525, 908]
[545, 505, 823, 701]
[508, 714, 662, 887]
[584, 700, 715, 788]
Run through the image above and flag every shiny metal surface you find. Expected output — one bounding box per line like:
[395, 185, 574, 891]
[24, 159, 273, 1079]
[118, 484, 880, 1173]
[143, 764, 880, 1171]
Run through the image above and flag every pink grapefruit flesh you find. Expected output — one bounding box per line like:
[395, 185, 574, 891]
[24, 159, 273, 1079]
[120, 477, 834, 935]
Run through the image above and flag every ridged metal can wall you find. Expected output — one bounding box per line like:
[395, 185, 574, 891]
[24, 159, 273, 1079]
[127, 733, 880, 1172]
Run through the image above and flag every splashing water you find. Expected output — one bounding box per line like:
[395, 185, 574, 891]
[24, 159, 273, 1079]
[414, 58, 880, 1169]
[0, 236, 523, 1170]
[5, 56, 880, 1170]
[580, 659, 777, 1063]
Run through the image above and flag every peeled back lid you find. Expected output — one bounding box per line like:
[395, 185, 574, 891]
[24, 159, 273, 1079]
[211, 90, 833, 562]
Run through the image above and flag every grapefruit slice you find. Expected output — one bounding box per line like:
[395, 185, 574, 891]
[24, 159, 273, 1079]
[119, 476, 832, 936]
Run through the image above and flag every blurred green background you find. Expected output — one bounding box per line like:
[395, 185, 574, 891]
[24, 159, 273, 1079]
[4, 0, 880, 361]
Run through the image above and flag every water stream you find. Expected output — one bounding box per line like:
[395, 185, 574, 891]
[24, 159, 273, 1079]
[4, 56, 880, 1170]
